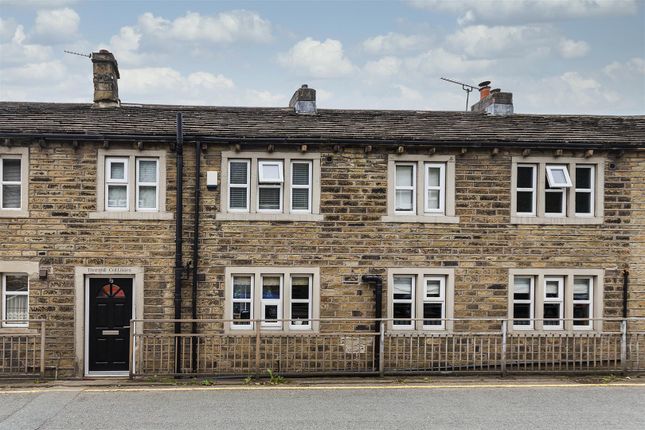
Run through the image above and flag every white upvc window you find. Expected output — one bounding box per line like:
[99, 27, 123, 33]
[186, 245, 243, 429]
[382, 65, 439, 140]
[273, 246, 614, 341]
[424, 163, 445, 214]
[392, 275, 415, 329]
[543, 277, 564, 330]
[260, 275, 282, 329]
[257, 160, 284, 212]
[515, 164, 537, 216]
[512, 276, 534, 330]
[544, 164, 568, 216]
[573, 277, 593, 330]
[258, 160, 284, 183]
[574, 165, 595, 216]
[105, 157, 129, 211]
[231, 275, 253, 329]
[546, 165, 572, 188]
[394, 163, 416, 213]
[289, 274, 312, 330]
[228, 160, 250, 211]
[136, 158, 159, 211]
[290, 161, 312, 213]
[0, 156, 22, 210]
[1, 273, 29, 328]
[422, 276, 445, 329]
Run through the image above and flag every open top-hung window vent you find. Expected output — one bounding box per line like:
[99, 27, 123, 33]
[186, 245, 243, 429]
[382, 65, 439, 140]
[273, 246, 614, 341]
[258, 161, 284, 184]
[546, 165, 572, 188]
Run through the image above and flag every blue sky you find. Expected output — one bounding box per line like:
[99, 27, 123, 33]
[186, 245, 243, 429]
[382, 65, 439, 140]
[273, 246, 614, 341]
[1, 0, 643, 114]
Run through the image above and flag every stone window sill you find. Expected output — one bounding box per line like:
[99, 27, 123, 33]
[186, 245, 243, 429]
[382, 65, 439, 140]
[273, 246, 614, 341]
[510, 216, 603, 225]
[88, 211, 174, 220]
[216, 213, 324, 222]
[381, 215, 460, 224]
[0, 209, 29, 218]
[0, 327, 38, 334]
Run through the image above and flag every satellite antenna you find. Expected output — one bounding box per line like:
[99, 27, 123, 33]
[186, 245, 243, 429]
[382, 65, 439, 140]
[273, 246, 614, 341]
[64, 50, 92, 58]
[440, 77, 482, 111]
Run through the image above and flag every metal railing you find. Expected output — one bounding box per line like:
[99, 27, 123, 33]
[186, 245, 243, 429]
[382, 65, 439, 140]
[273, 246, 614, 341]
[0, 320, 46, 378]
[129, 318, 645, 378]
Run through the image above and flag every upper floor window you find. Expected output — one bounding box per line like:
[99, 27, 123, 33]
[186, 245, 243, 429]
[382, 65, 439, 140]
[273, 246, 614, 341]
[90, 149, 172, 220]
[383, 155, 458, 223]
[218, 151, 322, 221]
[0, 147, 29, 218]
[508, 269, 603, 332]
[224, 267, 320, 333]
[511, 156, 604, 224]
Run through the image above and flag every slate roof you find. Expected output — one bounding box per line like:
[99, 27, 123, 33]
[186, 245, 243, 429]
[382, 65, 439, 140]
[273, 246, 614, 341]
[0, 102, 643, 148]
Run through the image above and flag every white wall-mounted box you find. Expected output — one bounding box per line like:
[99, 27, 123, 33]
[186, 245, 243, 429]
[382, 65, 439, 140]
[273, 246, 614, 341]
[206, 171, 218, 188]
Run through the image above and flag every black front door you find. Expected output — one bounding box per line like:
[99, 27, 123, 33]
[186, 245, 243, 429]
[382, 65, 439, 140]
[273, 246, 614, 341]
[88, 277, 133, 372]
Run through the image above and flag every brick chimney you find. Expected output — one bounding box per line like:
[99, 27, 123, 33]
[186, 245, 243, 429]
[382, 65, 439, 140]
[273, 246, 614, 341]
[92, 50, 120, 108]
[471, 81, 513, 115]
[289, 84, 316, 114]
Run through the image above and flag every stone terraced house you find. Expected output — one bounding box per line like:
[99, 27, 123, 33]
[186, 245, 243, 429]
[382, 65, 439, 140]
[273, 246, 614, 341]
[0, 50, 644, 379]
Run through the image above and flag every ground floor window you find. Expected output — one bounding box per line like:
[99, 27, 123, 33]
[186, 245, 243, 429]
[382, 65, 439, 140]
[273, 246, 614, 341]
[225, 267, 320, 333]
[1, 273, 29, 327]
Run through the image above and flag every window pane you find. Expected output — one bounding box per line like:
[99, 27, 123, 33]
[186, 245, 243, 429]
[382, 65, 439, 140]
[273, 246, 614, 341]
[262, 276, 280, 299]
[517, 166, 534, 188]
[258, 187, 280, 210]
[291, 276, 310, 299]
[229, 162, 248, 184]
[573, 304, 590, 324]
[426, 167, 440, 187]
[395, 165, 413, 187]
[2, 159, 21, 182]
[5, 275, 28, 292]
[425, 280, 440, 298]
[423, 303, 442, 325]
[574, 279, 590, 300]
[395, 190, 413, 211]
[229, 188, 247, 209]
[426, 189, 440, 210]
[291, 188, 309, 210]
[292, 163, 310, 185]
[513, 277, 531, 300]
[291, 303, 310, 324]
[575, 192, 591, 214]
[138, 186, 156, 209]
[233, 277, 252, 299]
[545, 191, 563, 213]
[5, 295, 28, 320]
[576, 167, 592, 189]
[393, 277, 412, 300]
[393, 303, 412, 325]
[513, 303, 531, 325]
[516, 191, 533, 213]
[110, 162, 125, 180]
[264, 305, 278, 320]
[550, 168, 567, 184]
[107, 185, 127, 208]
[545, 281, 559, 298]
[259, 162, 283, 182]
[138, 160, 157, 182]
[543, 304, 560, 325]
[2, 184, 20, 208]
[232, 302, 251, 323]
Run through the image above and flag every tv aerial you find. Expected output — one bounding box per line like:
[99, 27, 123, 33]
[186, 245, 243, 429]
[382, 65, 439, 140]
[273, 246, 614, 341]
[440, 77, 488, 112]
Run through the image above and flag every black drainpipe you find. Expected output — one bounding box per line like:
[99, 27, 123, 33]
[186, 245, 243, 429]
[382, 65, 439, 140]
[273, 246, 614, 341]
[174, 112, 184, 373]
[362, 275, 383, 372]
[623, 269, 629, 318]
[191, 140, 201, 372]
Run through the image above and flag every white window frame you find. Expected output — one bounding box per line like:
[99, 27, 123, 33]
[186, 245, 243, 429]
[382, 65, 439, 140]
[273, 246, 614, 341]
[573, 276, 594, 330]
[260, 275, 282, 329]
[422, 275, 446, 330]
[424, 163, 445, 214]
[0, 155, 23, 212]
[394, 163, 416, 214]
[515, 164, 537, 216]
[258, 160, 284, 184]
[135, 158, 159, 212]
[105, 157, 129, 211]
[289, 274, 313, 331]
[546, 165, 572, 188]
[231, 275, 254, 330]
[228, 159, 251, 212]
[542, 276, 564, 330]
[1, 273, 29, 328]
[392, 275, 415, 329]
[290, 160, 312, 213]
[512, 276, 535, 330]
[574, 165, 595, 217]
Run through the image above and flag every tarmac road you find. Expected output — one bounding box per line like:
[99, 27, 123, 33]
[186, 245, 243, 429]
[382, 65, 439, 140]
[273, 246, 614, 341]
[0, 382, 643, 429]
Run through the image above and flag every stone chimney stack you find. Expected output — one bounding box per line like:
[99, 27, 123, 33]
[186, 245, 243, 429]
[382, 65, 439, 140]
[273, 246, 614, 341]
[289, 84, 316, 114]
[92, 50, 120, 108]
[470, 81, 513, 115]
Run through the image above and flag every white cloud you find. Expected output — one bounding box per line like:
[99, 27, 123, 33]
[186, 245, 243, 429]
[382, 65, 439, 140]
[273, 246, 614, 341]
[558, 38, 590, 59]
[603, 57, 645, 79]
[404, 48, 493, 75]
[0, 17, 18, 42]
[363, 32, 429, 55]
[448, 24, 553, 58]
[395, 84, 423, 101]
[278, 37, 355, 78]
[407, 0, 638, 25]
[1, 60, 67, 82]
[0, 0, 78, 8]
[33, 8, 80, 41]
[0, 25, 52, 66]
[363, 56, 402, 78]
